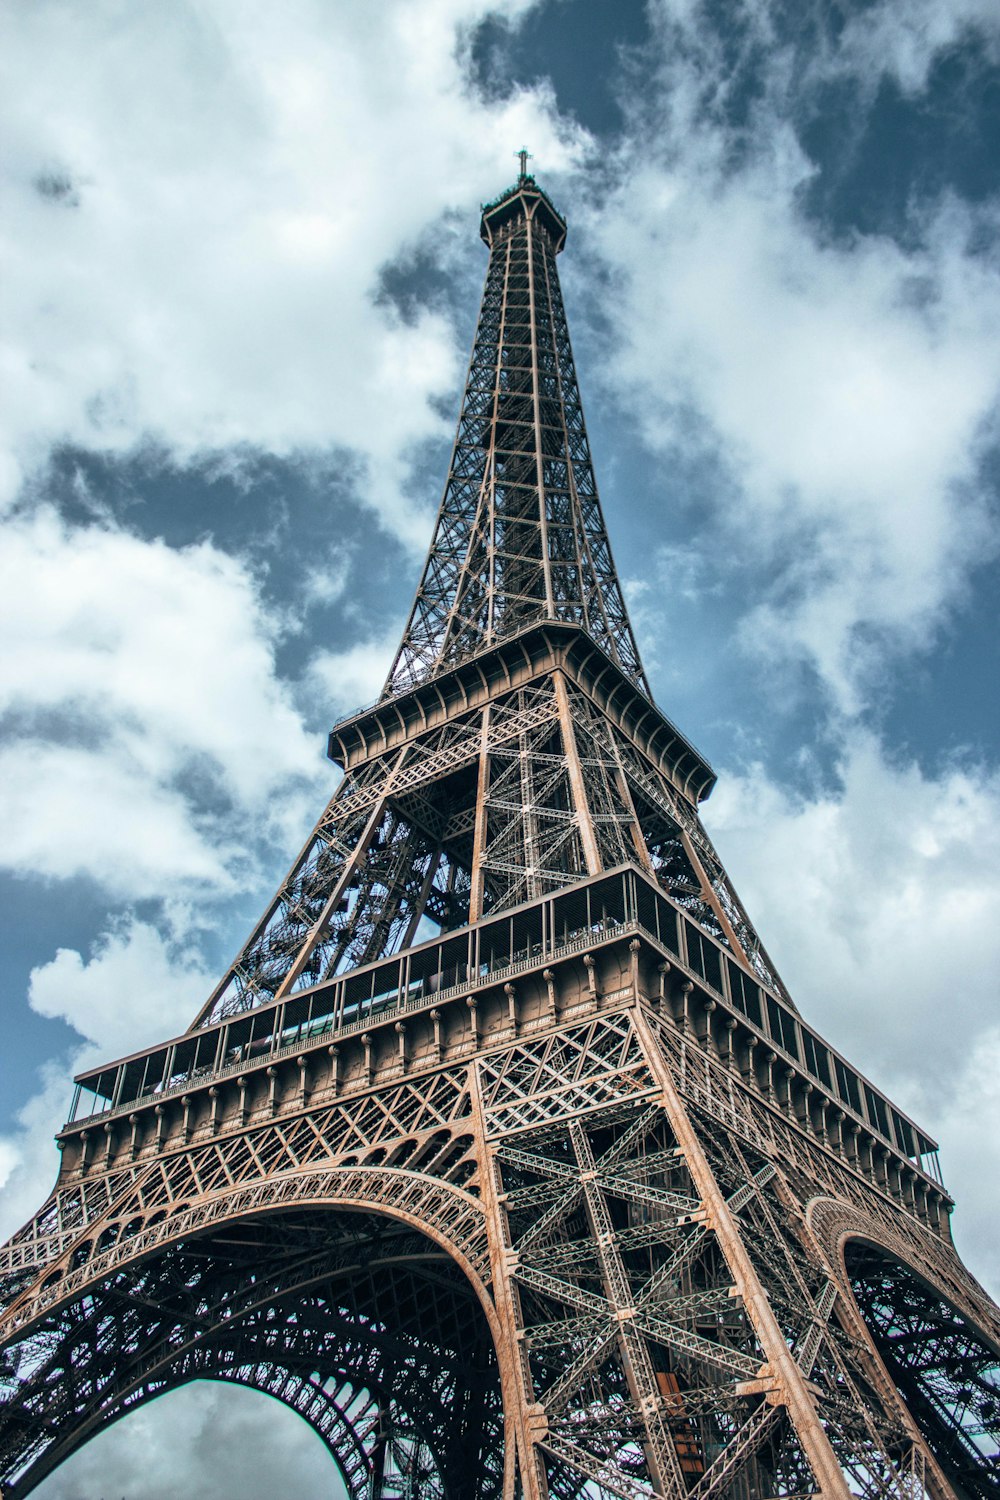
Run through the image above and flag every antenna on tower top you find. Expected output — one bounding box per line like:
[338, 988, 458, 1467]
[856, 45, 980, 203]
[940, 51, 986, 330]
[516, 146, 532, 181]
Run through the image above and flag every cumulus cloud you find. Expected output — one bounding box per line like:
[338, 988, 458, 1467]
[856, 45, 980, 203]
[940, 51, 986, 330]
[0, 0, 583, 533]
[0, 508, 324, 898]
[703, 731, 1000, 1292]
[0, 916, 216, 1243]
[588, 1, 1000, 713]
[32, 1380, 338, 1499]
[0, 741, 237, 895]
[309, 627, 403, 717]
[0, 1067, 75, 1246]
[28, 916, 213, 1063]
[911, 1027, 1000, 1297]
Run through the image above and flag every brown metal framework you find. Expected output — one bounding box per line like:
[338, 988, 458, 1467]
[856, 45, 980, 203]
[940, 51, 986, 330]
[1, 172, 998, 1499]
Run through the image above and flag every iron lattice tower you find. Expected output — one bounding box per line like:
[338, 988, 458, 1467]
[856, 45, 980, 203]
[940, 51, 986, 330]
[1, 173, 998, 1500]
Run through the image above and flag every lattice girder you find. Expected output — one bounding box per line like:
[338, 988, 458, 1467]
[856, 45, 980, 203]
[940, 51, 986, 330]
[845, 1243, 1000, 1500]
[191, 644, 783, 1026]
[4, 172, 1000, 1499]
[386, 177, 647, 698]
[0, 1209, 502, 1499]
[7, 940, 996, 1496]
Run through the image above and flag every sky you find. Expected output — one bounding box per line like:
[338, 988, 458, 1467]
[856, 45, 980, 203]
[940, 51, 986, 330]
[1, 0, 999, 1494]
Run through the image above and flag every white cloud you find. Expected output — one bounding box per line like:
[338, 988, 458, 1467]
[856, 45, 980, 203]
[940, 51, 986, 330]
[590, 5, 1000, 713]
[32, 1380, 340, 1500]
[827, 0, 1000, 96]
[910, 1027, 1000, 1299]
[0, 741, 238, 896]
[28, 917, 212, 1062]
[0, 915, 216, 1244]
[0, 0, 583, 534]
[706, 734, 1000, 1077]
[703, 731, 1000, 1292]
[0, 508, 323, 898]
[0, 1066, 74, 1247]
[0, 1144, 18, 1201]
[310, 628, 402, 717]
[654, 0, 1000, 102]
[301, 542, 353, 608]
[595, 170, 1000, 710]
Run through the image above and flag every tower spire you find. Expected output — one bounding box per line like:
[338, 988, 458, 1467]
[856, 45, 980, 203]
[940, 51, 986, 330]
[384, 173, 649, 700]
[164, 176, 794, 1024]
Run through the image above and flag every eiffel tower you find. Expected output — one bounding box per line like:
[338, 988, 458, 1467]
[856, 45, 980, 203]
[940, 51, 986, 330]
[2, 168, 998, 1500]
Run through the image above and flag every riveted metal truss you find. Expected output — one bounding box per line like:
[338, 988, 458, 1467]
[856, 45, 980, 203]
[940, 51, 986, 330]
[846, 1245, 1000, 1499]
[385, 177, 647, 698]
[5, 989, 999, 1496]
[0, 1208, 501, 1498]
[3, 173, 999, 1499]
[193, 665, 789, 1026]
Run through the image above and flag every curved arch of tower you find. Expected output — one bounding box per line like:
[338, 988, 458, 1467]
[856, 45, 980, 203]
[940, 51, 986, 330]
[2, 171, 998, 1499]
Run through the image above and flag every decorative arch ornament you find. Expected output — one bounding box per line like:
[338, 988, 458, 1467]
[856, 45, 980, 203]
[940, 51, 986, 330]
[1, 1177, 505, 1499]
[807, 1196, 1000, 1500]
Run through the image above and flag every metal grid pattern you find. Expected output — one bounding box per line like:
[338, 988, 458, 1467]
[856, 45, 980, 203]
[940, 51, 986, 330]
[5, 994, 995, 1497]
[385, 178, 647, 697]
[194, 666, 790, 1027]
[2, 174, 999, 1499]
[847, 1244, 1000, 1499]
[0, 1208, 500, 1498]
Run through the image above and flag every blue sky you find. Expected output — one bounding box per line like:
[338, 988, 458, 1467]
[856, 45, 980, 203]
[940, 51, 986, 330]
[2, 1, 999, 1493]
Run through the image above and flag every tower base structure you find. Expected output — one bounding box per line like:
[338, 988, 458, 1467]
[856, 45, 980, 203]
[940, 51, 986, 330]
[2, 867, 997, 1498]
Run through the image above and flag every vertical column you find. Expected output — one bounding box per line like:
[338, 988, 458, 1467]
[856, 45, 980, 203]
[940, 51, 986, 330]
[632, 1004, 854, 1500]
[552, 672, 601, 877]
[467, 1063, 550, 1500]
[520, 730, 541, 903]
[525, 216, 556, 619]
[469, 706, 492, 924]
[485, 230, 512, 649]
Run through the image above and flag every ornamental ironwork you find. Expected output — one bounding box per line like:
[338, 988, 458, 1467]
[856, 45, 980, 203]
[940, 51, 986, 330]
[1, 169, 997, 1500]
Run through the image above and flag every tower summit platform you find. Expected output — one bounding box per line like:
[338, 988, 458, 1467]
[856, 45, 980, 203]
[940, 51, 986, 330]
[480, 171, 567, 252]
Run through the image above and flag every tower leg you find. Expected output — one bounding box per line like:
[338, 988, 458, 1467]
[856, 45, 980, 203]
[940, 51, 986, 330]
[632, 1004, 853, 1500]
[469, 1066, 549, 1500]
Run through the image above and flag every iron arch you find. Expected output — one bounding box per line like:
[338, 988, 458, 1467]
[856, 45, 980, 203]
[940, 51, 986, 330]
[66, 1358, 443, 1499]
[842, 1236, 1000, 1500]
[0, 1194, 505, 1499]
[39, 1368, 370, 1499]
